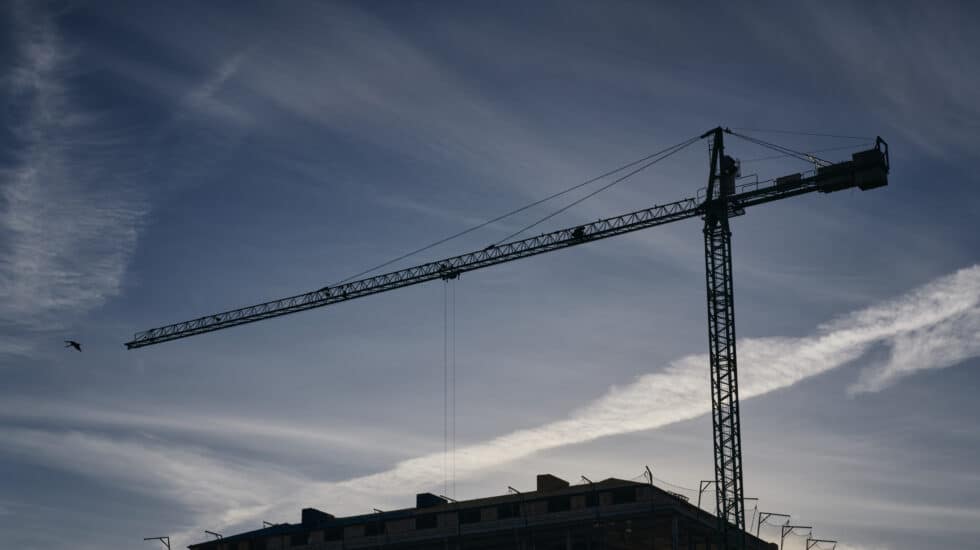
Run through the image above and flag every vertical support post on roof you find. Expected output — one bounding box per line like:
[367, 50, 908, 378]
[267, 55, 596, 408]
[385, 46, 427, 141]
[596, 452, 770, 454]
[672, 515, 680, 550]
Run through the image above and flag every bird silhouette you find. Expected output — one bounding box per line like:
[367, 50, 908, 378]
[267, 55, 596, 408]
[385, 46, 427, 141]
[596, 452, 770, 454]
[64, 340, 81, 352]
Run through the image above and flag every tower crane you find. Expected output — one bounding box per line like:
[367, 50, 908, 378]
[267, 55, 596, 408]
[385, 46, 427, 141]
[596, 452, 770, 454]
[125, 127, 889, 548]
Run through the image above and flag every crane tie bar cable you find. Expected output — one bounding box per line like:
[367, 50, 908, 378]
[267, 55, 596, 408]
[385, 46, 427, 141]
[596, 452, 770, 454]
[728, 130, 834, 167]
[729, 127, 873, 141]
[495, 135, 700, 243]
[740, 143, 872, 164]
[333, 134, 702, 285]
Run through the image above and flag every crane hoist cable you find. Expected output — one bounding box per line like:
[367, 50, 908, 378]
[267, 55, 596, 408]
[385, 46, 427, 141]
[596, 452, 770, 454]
[452, 280, 456, 497]
[449, 278, 457, 498]
[332, 134, 702, 285]
[443, 281, 448, 497]
[440, 133, 698, 484]
[442, 277, 457, 498]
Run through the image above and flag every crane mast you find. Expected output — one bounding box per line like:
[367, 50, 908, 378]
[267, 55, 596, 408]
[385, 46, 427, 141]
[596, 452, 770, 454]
[125, 128, 890, 549]
[703, 127, 745, 544]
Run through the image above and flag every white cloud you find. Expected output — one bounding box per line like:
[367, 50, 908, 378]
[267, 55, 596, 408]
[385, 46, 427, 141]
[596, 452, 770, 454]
[179, 51, 252, 125]
[0, 400, 433, 462]
[0, 427, 299, 529]
[848, 308, 980, 395]
[268, 265, 980, 522]
[3, 264, 977, 544]
[840, 266, 980, 394]
[0, 2, 144, 332]
[226, 3, 633, 195]
[743, 3, 980, 159]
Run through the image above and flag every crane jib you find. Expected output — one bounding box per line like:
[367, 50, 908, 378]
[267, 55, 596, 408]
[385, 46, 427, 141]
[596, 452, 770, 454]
[125, 197, 701, 348]
[125, 139, 887, 349]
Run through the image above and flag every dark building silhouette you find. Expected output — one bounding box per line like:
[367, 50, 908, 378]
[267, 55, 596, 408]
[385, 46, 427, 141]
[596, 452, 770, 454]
[189, 474, 776, 550]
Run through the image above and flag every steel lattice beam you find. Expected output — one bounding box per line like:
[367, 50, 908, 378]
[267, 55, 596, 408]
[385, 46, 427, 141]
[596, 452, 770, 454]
[125, 137, 887, 350]
[126, 197, 701, 348]
[702, 128, 745, 548]
[705, 217, 744, 535]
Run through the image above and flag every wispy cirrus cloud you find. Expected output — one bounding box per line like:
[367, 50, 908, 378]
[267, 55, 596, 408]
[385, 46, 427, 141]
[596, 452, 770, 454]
[737, 2, 980, 159]
[0, 427, 293, 528]
[178, 50, 253, 126]
[847, 308, 980, 394]
[0, 2, 144, 335]
[0, 400, 432, 465]
[843, 267, 980, 394]
[279, 267, 978, 514]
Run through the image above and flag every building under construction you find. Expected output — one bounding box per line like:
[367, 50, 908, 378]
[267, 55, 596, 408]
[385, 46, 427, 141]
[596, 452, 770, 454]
[189, 475, 776, 550]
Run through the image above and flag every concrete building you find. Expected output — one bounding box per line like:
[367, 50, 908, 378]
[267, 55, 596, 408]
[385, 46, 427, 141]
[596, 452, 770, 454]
[189, 474, 776, 550]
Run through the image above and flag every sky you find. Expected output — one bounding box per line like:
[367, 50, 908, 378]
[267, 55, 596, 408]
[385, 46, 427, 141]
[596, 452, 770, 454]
[1, 1, 978, 549]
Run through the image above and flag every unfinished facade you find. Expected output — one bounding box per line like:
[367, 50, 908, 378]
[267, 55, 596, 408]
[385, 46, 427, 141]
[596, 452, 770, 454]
[189, 475, 776, 550]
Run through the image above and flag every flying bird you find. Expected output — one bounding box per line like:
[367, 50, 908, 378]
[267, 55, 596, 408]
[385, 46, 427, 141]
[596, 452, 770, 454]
[64, 340, 81, 352]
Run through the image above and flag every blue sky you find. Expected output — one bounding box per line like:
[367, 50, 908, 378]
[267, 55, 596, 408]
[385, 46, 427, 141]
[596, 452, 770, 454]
[1, 1, 978, 549]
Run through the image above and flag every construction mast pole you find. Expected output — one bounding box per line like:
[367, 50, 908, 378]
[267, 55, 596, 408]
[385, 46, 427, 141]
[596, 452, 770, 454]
[702, 127, 745, 547]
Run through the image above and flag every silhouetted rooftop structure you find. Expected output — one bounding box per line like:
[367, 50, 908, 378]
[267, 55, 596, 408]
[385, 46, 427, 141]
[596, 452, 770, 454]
[188, 474, 776, 550]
